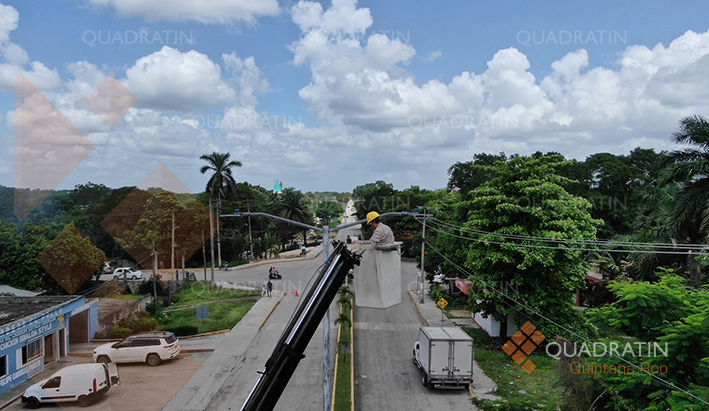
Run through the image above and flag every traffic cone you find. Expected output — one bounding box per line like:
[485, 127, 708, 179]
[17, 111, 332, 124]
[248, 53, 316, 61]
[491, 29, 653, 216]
[295, 290, 299, 297]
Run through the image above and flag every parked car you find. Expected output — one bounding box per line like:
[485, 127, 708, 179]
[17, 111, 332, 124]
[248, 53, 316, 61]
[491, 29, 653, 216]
[413, 327, 474, 389]
[112, 267, 144, 281]
[101, 262, 115, 274]
[22, 363, 120, 408]
[93, 332, 181, 366]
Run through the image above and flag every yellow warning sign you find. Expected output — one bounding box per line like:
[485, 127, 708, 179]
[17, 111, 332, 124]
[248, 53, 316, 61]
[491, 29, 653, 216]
[437, 298, 448, 310]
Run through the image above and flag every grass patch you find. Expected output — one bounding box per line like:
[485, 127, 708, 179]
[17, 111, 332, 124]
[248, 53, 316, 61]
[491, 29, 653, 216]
[462, 327, 564, 409]
[170, 281, 259, 307]
[334, 353, 352, 411]
[333, 287, 353, 411]
[159, 301, 255, 334]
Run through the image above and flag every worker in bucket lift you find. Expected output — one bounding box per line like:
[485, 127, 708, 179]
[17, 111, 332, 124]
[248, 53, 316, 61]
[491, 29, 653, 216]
[353, 211, 395, 249]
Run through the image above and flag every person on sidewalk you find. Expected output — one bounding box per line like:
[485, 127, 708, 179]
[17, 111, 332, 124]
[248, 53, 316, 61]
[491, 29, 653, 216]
[300, 245, 307, 256]
[355, 211, 395, 248]
[346, 235, 352, 244]
[267, 280, 273, 297]
[261, 284, 267, 297]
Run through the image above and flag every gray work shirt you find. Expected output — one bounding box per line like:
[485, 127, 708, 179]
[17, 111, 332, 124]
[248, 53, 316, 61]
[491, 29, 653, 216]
[359, 222, 395, 246]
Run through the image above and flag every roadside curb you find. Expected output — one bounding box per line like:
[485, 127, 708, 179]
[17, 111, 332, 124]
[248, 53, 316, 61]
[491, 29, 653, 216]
[407, 291, 431, 327]
[69, 348, 217, 358]
[258, 292, 286, 331]
[231, 248, 324, 271]
[0, 393, 21, 410]
[180, 329, 231, 339]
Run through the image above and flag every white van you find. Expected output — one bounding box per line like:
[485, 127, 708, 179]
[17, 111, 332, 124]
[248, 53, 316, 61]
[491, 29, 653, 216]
[22, 363, 120, 408]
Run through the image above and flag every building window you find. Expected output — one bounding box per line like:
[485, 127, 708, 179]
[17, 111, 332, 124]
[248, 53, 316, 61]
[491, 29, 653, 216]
[22, 339, 42, 365]
[0, 355, 6, 377]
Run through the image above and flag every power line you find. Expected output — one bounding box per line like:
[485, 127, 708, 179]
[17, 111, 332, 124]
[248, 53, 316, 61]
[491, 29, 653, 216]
[429, 217, 709, 250]
[424, 219, 709, 256]
[423, 240, 709, 406]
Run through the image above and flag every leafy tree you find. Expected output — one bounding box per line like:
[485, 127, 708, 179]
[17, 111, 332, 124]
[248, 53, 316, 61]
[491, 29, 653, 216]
[117, 191, 183, 270]
[352, 181, 396, 220]
[35, 222, 106, 294]
[461, 153, 602, 338]
[315, 200, 344, 226]
[586, 268, 709, 409]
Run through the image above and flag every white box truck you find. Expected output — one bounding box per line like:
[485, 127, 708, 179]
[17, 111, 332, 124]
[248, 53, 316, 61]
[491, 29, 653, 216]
[22, 363, 120, 408]
[413, 327, 474, 390]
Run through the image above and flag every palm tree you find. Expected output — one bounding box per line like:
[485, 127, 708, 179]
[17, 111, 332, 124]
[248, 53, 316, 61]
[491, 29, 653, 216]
[276, 187, 312, 248]
[662, 115, 709, 242]
[200, 152, 243, 266]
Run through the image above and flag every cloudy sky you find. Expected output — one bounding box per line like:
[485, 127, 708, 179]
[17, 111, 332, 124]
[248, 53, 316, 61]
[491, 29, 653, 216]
[1, 0, 709, 194]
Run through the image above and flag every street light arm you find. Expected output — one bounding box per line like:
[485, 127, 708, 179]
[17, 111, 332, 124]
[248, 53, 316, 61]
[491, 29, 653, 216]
[221, 211, 323, 232]
[332, 211, 421, 231]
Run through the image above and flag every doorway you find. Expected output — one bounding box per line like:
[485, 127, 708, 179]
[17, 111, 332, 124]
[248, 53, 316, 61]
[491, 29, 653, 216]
[58, 329, 66, 358]
[43, 334, 54, 365]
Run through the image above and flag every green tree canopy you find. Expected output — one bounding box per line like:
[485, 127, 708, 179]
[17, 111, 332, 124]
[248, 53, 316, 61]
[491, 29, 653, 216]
[461, 153, 602, 337]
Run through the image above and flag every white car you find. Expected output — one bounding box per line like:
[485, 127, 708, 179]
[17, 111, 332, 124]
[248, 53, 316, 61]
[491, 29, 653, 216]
[112, 267, 144, 281]
[93, 332, 181, 366]
[22, 363, 120, 408]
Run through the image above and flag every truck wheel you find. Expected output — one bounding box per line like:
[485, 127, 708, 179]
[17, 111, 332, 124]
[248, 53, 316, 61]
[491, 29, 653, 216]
[96, 355, 111, 364]
[420, 372, 431, 389]
[147, 353, 161, 366]
[77, 395, 92, 407]
[26, 397, 40, 409]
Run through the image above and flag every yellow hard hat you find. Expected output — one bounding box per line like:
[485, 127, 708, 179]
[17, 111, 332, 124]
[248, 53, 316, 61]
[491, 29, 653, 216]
[366, 211, 380, 224]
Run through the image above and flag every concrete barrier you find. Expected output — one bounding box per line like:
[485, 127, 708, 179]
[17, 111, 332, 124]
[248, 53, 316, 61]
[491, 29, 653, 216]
[353, 242, 402, 309]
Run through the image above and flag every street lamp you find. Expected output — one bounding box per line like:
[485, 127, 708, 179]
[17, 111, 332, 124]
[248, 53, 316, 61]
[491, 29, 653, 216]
[222, 210, 416, 411]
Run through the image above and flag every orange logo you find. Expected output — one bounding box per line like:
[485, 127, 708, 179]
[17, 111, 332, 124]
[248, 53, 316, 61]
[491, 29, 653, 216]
[501, 321, 545, 374]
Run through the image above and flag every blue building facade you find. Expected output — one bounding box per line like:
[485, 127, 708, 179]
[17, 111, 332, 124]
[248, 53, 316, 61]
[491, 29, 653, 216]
[0, 296, 98, 397]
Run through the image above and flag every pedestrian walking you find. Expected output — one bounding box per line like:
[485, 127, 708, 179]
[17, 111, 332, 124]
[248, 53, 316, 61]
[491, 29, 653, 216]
[267, 280, 273, 297]
[261, 284, 267, 297]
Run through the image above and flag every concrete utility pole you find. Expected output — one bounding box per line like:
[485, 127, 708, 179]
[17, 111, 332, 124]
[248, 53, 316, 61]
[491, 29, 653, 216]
[420, 215, 426, 303]
[209, 197, 216, 284]
[222, 210, 417, 411]
[202, 230, 207, 281]
[152, 249, 158, 315]
[414, 208, 434, 304]
[171, 211, 175, 280]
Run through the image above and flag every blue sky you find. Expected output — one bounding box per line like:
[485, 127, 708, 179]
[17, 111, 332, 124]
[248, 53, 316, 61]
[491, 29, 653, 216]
[1, 0, 708, 193]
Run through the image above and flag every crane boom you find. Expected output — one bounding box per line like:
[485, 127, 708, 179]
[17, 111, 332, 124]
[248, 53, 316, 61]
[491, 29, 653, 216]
[240, 241, 361, 411]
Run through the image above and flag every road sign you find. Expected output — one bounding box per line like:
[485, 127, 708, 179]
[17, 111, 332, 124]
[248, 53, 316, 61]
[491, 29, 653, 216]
[437, 298, 448, 310]
[196, 306, 209, 320]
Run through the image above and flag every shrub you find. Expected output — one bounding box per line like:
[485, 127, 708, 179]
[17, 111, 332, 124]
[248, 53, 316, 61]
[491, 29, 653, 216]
[169, 325, 199, 336]
[119, 310, 161, 334]
[110, 327, 132, 339]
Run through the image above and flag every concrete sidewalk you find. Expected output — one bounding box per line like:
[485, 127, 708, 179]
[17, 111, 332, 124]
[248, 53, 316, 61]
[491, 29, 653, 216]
[407, 291, 500, 401]
[161, 292, 286, 411]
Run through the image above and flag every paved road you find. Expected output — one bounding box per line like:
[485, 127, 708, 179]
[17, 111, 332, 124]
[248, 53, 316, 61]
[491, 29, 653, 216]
[344, 210, 475, 411]
[190, 248, 339, 411]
